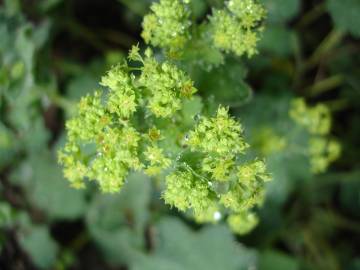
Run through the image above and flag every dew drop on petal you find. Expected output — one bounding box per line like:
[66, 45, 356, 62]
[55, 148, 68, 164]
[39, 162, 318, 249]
[213, 211, 222, 221]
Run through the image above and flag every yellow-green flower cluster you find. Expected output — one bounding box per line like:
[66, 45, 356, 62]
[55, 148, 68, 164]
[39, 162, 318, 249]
[59, 46, 270, 235]
[138, 49, 197, 117]
[89, 127, 142, 192]
[187, 106, 248, 155]
[163, 171, 214, 216]
[141, 0, 191, 53]
[59, 92, 142, 192]
[209, 0, 266, 57]
[289, 98, 341, 173]
[144, 145, 171, 175]
[227, 212, 258, 235]
[252, 127, 287, 156]
[59, 46, 197, 193]
[162, 107, 271, 234]
[140, 0, 266, 61]
[308, 137, 341, 174]
[221, 160, 270, 211]
[289, 98, 331, 135]
[100, 65, 137, 118]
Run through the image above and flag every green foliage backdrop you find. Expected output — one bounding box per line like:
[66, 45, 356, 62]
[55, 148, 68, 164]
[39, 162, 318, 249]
[0, 0, 359, 270]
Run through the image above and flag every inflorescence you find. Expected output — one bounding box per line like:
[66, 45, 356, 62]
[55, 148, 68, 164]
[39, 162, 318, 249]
[142, 0, 266, 59]
[289, 98, 341, 173]
[142, 0, 192, 54]
[59, 46, 271, 234]
[209, 0, 266, 57]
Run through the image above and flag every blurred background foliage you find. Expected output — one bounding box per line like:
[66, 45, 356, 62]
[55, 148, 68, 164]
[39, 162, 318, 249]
[0, 0, 359, 269]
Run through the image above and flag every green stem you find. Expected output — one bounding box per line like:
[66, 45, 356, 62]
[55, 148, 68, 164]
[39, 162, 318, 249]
[323, 99, 348, 111]
[99, 28, 137, 48]
[61, 20, 108, 52]
[329, 211, 360, 233]
[306, 74, 344, 97]
[55, 232, 89, 270]
[303, 30, 345, 71]
[205, 0, 223, 8]
[49, 93, 76, 113]
[296, 2, 326, 29]
[33, 86, 76, 113]
[118, 0, 148, 16]
[182, 162, 211, 183]
[291, 30, 304, 89]
[228, 87, 253, 108]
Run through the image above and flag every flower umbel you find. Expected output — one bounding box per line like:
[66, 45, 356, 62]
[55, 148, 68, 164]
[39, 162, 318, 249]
[59, 47, 197, 193]
[141, 0, 191, 53]
[289, 98, 341, 173]
[209, 0, 266, 57]
[59, 46, 270, 235]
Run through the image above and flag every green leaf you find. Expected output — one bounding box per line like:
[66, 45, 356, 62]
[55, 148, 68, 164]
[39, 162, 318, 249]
[132, 217, 258, 270]
[0, 10, 52, 156]
[32, 20, 51, 49]
[19, 225, 59, 269]
[239, 94, 311, 206]
[327, 0, 360, 37]
[193, 59, 252, 106]
[66, 73, 98, 101]
[0, 202, 16, 227]
[15, 24, 35, 75]
[259, 250, 299, 270]
[38, 0, 63, 12]
[182, 25, 225, 70]
[11, 152, 87, 220]
[86, 172, 151, 265]
[262, 0, 301, 23]
[189, 0, 207, 19]
[22, 117, 50, 153]
[4, 0, 21, 16]
[339, 171, 360, 217]
[0, 122, 16, 168]
[259, 25, 296, 57]
[181, 96, 203, 127]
